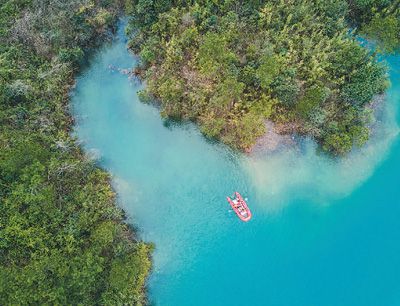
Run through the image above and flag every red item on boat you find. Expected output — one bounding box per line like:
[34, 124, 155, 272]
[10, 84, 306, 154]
[227, 192, 252, 222]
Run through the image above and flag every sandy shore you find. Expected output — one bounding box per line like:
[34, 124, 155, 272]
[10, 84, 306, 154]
[250, 120, 297, 154]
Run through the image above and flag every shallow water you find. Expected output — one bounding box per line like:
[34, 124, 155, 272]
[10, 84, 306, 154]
[72, 22, 400, 306]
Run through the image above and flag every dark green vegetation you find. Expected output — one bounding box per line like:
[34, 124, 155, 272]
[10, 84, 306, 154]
[127, 0, 393, 154]
[0, 1, 151, 305]
[349, 0, 400, 53]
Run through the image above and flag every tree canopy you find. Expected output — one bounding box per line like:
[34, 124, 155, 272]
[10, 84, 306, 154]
[350, 0, 400, 53]
[0, 0, 151, 304]
[127, 0, 389, 154]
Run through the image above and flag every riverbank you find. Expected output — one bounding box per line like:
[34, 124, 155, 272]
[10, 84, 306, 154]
[0, 3, 151, 304]
[250, 90, 388, 154]
[126, 1, 389, 156]
[71, 20, 400, 305]
[249, 120, 295, 154]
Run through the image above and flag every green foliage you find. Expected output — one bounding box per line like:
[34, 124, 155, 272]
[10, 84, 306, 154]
[157, 75, 185, 117]
[198, 32, 237, 78]
[0, 0, 151, 304]
[137, 89, 154, 104]
[58, 47, 85, 65]
[3, 80, 32, 105]
[200, 114, 226, 138]
[102, 243, 153, 306]
[273, 81, 300, 107]
[349, 0, 400, 52]
[347, 0, 392, 23]
[323, 131, 353, 155]
[223, 112, 266, 150]
[342, 60, 387, 105]
[362, 14, 400, 53]
[321, 104, 372, 154]
[256, 54, 282, 90]
[127, 0, 389, 154]
[250, 95, 278, 119]
[297, 85, 330, 118]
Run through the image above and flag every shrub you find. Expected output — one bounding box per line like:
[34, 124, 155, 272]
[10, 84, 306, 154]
[58, 47, 84, 65]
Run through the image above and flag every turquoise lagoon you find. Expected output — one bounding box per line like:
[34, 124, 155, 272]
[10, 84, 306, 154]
[72, 23, 400, 306]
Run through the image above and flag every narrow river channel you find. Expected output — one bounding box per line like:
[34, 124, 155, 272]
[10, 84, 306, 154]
[71, 21, 400, 306]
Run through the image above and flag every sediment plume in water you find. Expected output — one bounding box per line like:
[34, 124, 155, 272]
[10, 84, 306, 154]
[244, 92, 399, 211]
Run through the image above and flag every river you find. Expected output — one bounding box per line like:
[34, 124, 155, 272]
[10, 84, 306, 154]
[71, 22, 400, 306]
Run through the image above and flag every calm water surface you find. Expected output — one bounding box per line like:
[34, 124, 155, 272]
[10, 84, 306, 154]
[72, 23, 400, 306]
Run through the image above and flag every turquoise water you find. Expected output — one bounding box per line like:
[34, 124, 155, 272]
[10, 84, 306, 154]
[72, 23, 400, 306]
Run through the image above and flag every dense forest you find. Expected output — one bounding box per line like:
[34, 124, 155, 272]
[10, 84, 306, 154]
[0, 0, 151, 305]
[350, 0, 400, 53]
[1, 0, 400, 305]
[127, 0, 399, 154]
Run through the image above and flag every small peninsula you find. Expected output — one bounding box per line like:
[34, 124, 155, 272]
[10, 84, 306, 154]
[127, 0, 399, 155]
